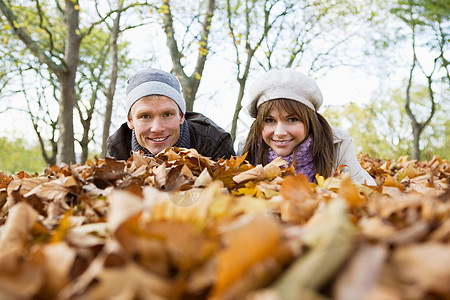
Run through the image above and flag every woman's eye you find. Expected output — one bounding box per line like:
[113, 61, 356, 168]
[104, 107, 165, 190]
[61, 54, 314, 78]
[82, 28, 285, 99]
[288, 117, 298, 122]
[264, 118, 275, 123]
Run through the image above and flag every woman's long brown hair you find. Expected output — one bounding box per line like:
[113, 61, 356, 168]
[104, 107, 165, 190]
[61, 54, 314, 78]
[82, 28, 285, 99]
[242, 98, 335, 178]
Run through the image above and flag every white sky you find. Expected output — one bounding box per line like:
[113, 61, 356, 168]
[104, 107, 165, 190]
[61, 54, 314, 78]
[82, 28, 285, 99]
[1, 21, 384, 150]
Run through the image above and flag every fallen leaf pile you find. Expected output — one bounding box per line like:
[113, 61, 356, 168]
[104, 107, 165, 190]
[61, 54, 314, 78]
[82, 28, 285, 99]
[0, 148, 449, 300]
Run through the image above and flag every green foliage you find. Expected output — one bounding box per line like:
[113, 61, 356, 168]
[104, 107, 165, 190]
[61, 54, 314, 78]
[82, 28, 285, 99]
[322, 85, 449, 161]
[323, 100, 411, 160]
[0, 136, 46, 175]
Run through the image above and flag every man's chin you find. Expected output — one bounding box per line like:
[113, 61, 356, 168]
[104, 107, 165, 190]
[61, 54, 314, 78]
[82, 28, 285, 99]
[146, 143, 171, 155]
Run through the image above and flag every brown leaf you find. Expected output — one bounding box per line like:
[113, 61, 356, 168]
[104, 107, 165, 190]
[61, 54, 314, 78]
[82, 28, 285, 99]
[0, 249, 45, 299]
[391, 243, 450, 296]
[25, 175, 80, 203]
[0, 202, 38, 248]
[332, 243, 388, 300]
[6, 176, 51, 198]
[40, 242, 76, 298]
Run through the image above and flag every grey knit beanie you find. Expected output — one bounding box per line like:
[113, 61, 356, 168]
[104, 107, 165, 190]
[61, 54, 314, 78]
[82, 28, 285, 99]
[126, 68, 186, 114]
[248, 69, 323, 112]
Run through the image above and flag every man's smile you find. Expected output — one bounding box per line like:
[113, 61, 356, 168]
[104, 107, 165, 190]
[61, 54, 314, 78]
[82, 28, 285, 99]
[149, 137, 169, 142]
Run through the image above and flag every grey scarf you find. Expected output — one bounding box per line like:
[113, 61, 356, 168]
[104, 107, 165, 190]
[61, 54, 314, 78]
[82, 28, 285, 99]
[131, 119, 191, 156]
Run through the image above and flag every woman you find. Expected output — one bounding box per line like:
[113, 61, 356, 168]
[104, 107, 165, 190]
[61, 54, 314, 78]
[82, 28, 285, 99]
[242, 68, 376, 186]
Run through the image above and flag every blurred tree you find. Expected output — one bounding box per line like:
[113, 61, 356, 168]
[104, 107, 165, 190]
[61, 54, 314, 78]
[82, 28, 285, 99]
[0, 0, 81, 164]
[0, 0, 140, 164]
[225, 0, 295, 142]
[322, 84, 449, 160]
[76, 0, 136, 163]
[158, 0, 216, 112]
[391, 0, 449, 160]
[19, 66, 59, 165]
[226, 0, 389, 142]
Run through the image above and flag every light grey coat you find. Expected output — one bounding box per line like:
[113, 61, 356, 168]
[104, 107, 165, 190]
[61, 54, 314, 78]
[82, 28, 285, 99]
[332, 127, 376, 186]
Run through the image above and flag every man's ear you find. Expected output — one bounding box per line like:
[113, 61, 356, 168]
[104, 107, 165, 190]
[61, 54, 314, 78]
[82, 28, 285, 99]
[179, 112, 185, 125]
[127, 117, 134, 129]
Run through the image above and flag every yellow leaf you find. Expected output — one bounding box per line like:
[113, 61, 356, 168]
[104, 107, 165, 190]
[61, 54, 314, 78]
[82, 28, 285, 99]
[316, 174, 325, 187]
[404, 163, 422, 179]
[50, 211, 72, 243]
[233, 181, 263, 198]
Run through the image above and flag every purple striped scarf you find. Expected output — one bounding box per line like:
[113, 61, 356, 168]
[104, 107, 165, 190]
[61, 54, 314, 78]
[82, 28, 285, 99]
[267, 135, 316, 182]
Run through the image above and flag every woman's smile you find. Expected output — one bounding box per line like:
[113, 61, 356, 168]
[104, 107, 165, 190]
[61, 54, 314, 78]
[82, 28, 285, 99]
[262, 107, 307, 157]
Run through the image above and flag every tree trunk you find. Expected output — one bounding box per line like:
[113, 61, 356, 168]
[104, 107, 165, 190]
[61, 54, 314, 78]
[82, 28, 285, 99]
[230, 79, 245, 142]
[411, 123, 422, 161]
[57, 73, 76, 164]
[101, 0, 122, 157]
[57, 0, 80, 164]
[182, 79, 195, 112]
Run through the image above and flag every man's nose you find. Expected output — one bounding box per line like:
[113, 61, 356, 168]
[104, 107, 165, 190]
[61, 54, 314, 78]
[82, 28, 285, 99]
[150, 118, 164, 132]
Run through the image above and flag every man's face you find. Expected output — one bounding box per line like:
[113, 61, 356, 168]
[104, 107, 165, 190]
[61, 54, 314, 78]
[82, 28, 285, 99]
[127, 95, 185, 155]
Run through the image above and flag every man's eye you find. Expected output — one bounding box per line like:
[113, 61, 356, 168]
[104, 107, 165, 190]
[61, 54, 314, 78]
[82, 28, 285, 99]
[140, 115, 150, 119]
[163, 112, 173, 117]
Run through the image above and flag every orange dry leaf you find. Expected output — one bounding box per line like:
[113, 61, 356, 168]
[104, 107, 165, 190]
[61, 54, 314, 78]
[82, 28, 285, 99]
[382, 174, 405, 190]
[211, 215, 281, 298]
[338, 174, 365, 208]
[280, 174, 312, 202]
[0, 172, 13, 189]
[279, 175, 318, 223]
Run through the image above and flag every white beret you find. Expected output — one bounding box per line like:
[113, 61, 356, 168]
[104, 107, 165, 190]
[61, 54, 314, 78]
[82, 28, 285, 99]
[248, 69, 323, 111]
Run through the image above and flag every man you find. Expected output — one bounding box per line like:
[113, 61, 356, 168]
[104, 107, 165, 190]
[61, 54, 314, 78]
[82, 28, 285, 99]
[106, 68, 235, 161]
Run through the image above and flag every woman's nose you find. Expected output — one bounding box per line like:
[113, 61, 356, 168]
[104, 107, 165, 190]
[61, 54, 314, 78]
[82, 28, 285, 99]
[274, 123, 287, 135]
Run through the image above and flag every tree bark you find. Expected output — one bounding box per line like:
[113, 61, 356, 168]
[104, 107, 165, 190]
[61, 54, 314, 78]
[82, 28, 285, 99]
[56, 0, 80, 164]
[101, 0, 122, 158]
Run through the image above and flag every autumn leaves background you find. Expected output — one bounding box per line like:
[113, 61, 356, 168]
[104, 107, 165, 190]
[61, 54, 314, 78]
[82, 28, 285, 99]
[0, 148, 449, 299]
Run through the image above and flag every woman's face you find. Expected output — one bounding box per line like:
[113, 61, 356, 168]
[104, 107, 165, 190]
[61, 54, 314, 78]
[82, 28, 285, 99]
[261, 106, 307, 157]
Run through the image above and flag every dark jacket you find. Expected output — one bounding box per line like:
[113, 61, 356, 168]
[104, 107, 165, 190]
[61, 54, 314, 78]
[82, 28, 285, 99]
[106, 112, 236, 161]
